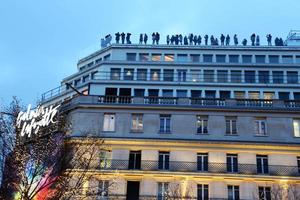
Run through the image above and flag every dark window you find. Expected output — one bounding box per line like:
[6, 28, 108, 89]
[177, 70, 187, 82]
[137, 69, 147, 81]
[134, 89, 145, 97]
[282, 55, 293, 63]
[255, 55, 266, 63]
[297, 157, 300, 173]
[197, 116, 208, 134]
[163, 69, 174, 81]
[126, 53, 136, 61]
[231, 70, 242, 83]
[128, 151, 141, 170]
[294, 92, 300, 100]
[258, 187, 271, 200]
[287, 71, 298, 84]
[191, 90, 202, 98]
[158, 152, 169, 170]
[258, 71, 269, 83]
[197, 184, 209, 200]
[229, 55, 239, 63]
[220, 91, 231, 99]
[228, 185, 240, 200]
[269, 55, 279, 63]
[226, 117, 237, 135]
[159, 115, 171, 133]
[278, 92, 290, 100]
[197, 153, 208, 171]
[217, 70, 228, 83]
[203, 54, 213, 63]
[273, 71, 284, 84]
[227, 154, 238, 173]
[103, 54, 110, 60]
[257, 155, 269, 174]
[242, 55, 252, 63]
[177, 90, 187, 98]
[190, 54, 200, 62]
[205, 90, 216, 98]
[245, 71, 256, 83]
[204, 70, 214, 82]
[216, 55, 226, 63]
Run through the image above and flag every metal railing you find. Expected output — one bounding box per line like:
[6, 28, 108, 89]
[92, 160, 300, 177]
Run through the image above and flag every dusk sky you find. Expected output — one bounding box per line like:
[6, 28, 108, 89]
[0, 0, 299, 106]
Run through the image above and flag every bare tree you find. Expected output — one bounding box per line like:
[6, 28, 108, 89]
[166, 180, 195, 200]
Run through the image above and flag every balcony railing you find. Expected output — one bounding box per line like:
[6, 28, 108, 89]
[92, 160, 300, 177]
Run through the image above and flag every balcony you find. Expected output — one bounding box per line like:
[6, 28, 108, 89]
[61, 95, 300, 111]
[89, 160, 300, 177]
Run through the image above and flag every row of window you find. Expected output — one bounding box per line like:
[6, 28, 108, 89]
[126, 52, 300, 64]
[110, 68, 300, 84]
[103, 113, 300, 137]
[79, 54, 111, 71]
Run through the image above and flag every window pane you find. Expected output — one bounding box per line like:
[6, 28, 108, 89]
[164, 54, 174, 61]
[103, 114, 115, 131]
[110, 68, 121, 80]
[245, 71, 256, 83]
[229, 55, 239, 63]
[137, 69, 147, 81]
[273, 71, 283, 83]
[216, 55, 226, 63]
[287, 71, 298, 84]
[163, 69, 174, 81]
[217, 70, 228, 83]
[256, 55, 266, 63]
[139, 53, 149, 61]
[203, 54, 213, 63]
[242, 55, 252, 63]
[204, 70, 214, 82]
[124, 68, 134, 80]
[126, 53, 136, 61]
[269, 55, 279, 63]
[282, 55, 293, 63]
[177, 54, 188, 62]
[152, 54, 161, 61]
[258, 71, 269, 83]
[150, 69, 160, 81]
[190, 54, 200, 62]
[231, 70, 242, 83]
[293, 119, 300, 137]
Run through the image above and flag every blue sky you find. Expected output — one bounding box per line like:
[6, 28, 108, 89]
[0, 0, 299, 106]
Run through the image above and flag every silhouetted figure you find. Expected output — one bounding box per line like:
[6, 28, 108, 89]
[139, 34, 143, 44]
[179, 34, 183, 45]
[197, 35, 202, 45]
[256, 35, 260, 46]
[250, 33, 256, 46]
[210, 35, 215, 45]
[155, 32, 160, 45]
[115, 32, 120, 44]
[143, 34, 148, 44]
[225, 34, 230, 46]
[204, 35, 208, 45]
[234, 34, 238, 45]
[215, 38, 219, 46]
[170, 35, 175, 45]
[121, 32, 125, 44]
[242, 39, 247, 46]
[194, 35, 198, 45]
[188, 33, 194, 45]
[266, 34, 272, 46]
[184, 36, 188, 45]
[275, 37, 279, 46]
[220, 34, 225, 45]
[166, 35, 170, 45]
[279, 38, 284, 46]
[152, 32, 156, 44]
[126, 33, 131, 44]
[175, 35, 179, 45]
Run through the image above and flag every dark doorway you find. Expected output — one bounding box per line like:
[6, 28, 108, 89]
[104, 88, 117, 103]
[119, 88, 132, 103]
[126, 181, 140, 200]
[148, 89, 159, 104]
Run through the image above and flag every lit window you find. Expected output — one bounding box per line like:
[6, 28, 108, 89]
[164, 54, 174, 61]
[150, 69, 160, 81]
[197, 116, 208, 134]
[99, 151, 112, 169]
[131, 114, 143, 132]
[248, 91, 260, 99]
[254, 118, 267, 136]
[293, 119, 300, 137]
[225, 116, 237, 135]
[110, 68, 121, 80]
[151, 54, 162, 61]
[103, 114, 115, 132]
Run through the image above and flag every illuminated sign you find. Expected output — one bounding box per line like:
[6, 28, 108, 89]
[16, 104, 60, 137]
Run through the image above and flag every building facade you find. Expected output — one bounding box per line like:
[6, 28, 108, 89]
[42, 42, 300, 199]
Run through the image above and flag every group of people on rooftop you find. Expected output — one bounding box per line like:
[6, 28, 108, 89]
[113, 32, 286, 46]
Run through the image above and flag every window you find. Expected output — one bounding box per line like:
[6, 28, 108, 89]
[272, 71, 284, 83]
[278, 92, 290, 100]
[242, 55, 252, 63]
[82, 75, 89, 83]
[234, 91, 245, 99]
[152, 54, 161, 61]
[294, 92, 300, 100]
[157, 182, 168, 200]
[150, 69, 160, 81]
[228, 185, 239, 200]
[126, 53, 136, 61]
[245, 71, 256, 83]
[254, 118, 267, 135]
[158, 152, 169, 170]
[95, 58, 102, 63]
[177, 54, 188, 62]
[258, 186, 271, 200]
[229, 55, 239, 63]
[258, 71, 269, 83]
[124, 68, 134, 80]
[137, 69, 147, 81]
[269, 55, 279, 63]
[163, 69, 174, 81]
[204, 70, 214, 82]
[134, 89, 145, 97]
[162, 90, 173, 97]
[287, 71, 298, 84]
[131, 114, 143, 132]
[197, 184, 209, 200]
[205, 90, 216, 98]
[103, 114, 115, 132]
[257, 155, 269, 174]
[103, 54, 110, 61]
[91, 71, 98, 80]
[203, 54, 213, 63]
[227, 154, 238, 173]
[177, 90, 187, 98]
[99, 150, 112, 169]
[128, 151, 141, 170]
[282, 55, 293, 63]
[87, 62, 94, 68]
[216, 54, 226, 63]
[263, 92, 274, 100]
[74, 79, 81, 86]
[296, 56, 300, 64]
[110, 68, 121, 80]
[190, 54, 200, 62]
[159, 115, 171, 133]
[293, 119, 300, 137]
[220, 91, 231, 99]
[139, 53, 149, 61]
[231, 70, 242, 83]
[177, 70, 187, 82]
[255, 55, 266, 63]
[297, 157, 300, 173]
[197, 153, 208, 171]
[98, 180, 109, 197]
[191, 70, 201, 82]
[197, 116, 208, 134]
[249, 91, 260, 99]
[191, 90, 202, 98]
[217, 70, 228, 83]
[225, 116, 237, 135]
[164, 54, 174, 61]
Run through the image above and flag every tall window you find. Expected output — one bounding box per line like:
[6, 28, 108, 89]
[137, 69, 147, 81]
[99, 150, 112, 169]
[217, 70, 228, 83]
[128, 151, 141, 170]
[227, 154, 238, 173]
[231, 70, 242, 83]
[197, 116, 208, 134]
[197, 184, 209, 200]
[124, 68, 134, 80]
[258, 186, 271, 200]
[98, 180, 109, 197]
[204, 70, 214, 82]
[131, 114, 143, 132]
[158, 152, 170, 170]
[150, 69, 160, 81]
[225, 116, 237, 135]
[297, 157, 300, 173]
[293, 119, 300, 137]
[197, 153, 208, 171]
[177, 70, 187, 82]
[258, 71, 269, 83]
[159, 115, 171, 133]
[157, 182, 168, 200]
[254, 118, 267, 136]
[228, 185, 240, 200]
[257, 155, 269, 174]
[103, 114, 115, 131]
